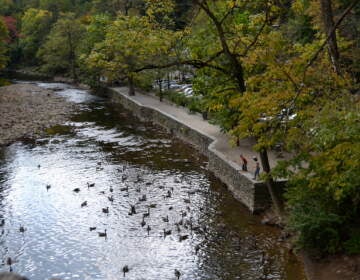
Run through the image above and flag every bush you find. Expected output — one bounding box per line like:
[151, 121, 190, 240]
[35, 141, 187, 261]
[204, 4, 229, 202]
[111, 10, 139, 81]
[187, 96, 202, 114]
[164, 90, 189, 107]
[344, 230, 360, 255]
[286, 184, 345, 255]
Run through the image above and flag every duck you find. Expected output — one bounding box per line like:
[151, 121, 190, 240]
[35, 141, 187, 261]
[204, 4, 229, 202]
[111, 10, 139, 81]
[169, 206, 173, 211]
[122, 265, 129, 277]
[19, 225, 26, 233]
[165, 190, 172, 198]
[87, 182, 95, 188]
[46, 184, 51, 191]
[121, 174, 128, 182]
[143, 207, 150, 218]
[98, 229, 107, 237]
[162, 215, 169, 223]
[109, 186, 113, 192]
[6, 257, 13, 272]
[102, 207, 109, 214]
[163, 229, 171, 237]
[148, 203, 157, 208]
[120, 185, 129, 192]
[129, 205, 136, 215]
[141, 217, 146, 227]
[139, 194, 147, 202]
[175, 269, 181, 279]
[108, 196, 114, 203]
[37, 164, 41, 169]
[89, 227, 97, 231]
[179, 235, 189, 242]
[81, 201, 88, 207]
[73, 188, 80, 193]
[195, 244, 200, 254]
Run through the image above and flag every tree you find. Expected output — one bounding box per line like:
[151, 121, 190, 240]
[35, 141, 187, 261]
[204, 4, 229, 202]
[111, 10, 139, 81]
[183, 0, 285, 215]
[20, 8, 53, 64]
[91, 0, 144, 16]
[0, 17, 9, 70]
[78, 13, 112, 86]
[0, 0, 14, 15]
[37, 13, 85, 78]
[319, 0, 340, 73]
[86, 13, 177, 95]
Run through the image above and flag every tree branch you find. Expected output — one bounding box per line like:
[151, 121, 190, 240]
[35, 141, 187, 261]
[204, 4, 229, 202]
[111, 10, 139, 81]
[303, 0, 358, 78]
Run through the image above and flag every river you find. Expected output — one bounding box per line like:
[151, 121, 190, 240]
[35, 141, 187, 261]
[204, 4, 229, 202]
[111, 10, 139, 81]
[0, 82, 306, 279]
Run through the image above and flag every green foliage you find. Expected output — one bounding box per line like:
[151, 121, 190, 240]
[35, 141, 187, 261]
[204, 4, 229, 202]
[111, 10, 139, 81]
[281, 100, 360, 254]
[91, 0, 144, 16]
[0, 17, 9, 70]
[86, 12, 178, 85]
[37, 13, 85, 77]
[20, 8, 53, 64]
[164, 90, 189, 107]
[286, 184, 344, 254]
[344, 229, 360, 255]
[0, 0, 14, 15]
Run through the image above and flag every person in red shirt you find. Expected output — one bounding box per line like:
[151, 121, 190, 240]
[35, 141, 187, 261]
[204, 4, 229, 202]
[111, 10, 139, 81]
[240, 154, 248, 171]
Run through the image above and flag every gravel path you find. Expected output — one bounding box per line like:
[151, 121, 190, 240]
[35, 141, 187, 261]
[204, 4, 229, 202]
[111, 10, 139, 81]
[0, 84, 75, 146]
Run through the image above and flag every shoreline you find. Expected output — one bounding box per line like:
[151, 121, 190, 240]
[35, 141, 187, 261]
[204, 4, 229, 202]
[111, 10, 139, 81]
[0, 83, 75, 147]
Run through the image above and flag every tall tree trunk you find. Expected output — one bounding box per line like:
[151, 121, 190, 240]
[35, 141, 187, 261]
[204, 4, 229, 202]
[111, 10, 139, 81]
[159, 79, 163, 102]
[128, 75, 135, 96]
[259, 149, 284, 219]
[320, 0, 341, 74]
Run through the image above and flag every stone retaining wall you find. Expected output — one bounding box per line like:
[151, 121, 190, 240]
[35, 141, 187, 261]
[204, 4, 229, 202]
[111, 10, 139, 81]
[108, 88, 272, 213]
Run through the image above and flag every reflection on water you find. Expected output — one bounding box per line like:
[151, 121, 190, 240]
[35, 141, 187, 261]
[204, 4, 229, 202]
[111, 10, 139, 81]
[0, 82, 306, 279]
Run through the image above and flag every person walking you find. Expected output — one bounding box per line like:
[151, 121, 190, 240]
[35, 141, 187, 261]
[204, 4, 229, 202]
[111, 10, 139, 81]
[253, 157, 261, 180]
[240, 154, 248, 171]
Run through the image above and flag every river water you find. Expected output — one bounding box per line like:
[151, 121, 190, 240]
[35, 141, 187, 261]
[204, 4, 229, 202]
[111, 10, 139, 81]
[0, 82, 306, 279]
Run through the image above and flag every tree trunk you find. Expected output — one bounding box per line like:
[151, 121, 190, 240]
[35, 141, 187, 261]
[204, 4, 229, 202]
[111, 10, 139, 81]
[320, 0, 340, 74]
[128, 75, 135, 96]
[159, 79, 163, 102]
[259, 148, 284, 218]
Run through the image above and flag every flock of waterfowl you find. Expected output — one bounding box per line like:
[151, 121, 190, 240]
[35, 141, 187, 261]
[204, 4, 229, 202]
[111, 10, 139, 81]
[2, 163, 210, 279]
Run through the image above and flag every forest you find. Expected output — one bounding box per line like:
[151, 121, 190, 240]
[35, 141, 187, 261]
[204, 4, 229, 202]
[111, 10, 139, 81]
[0, 0, 359, 257]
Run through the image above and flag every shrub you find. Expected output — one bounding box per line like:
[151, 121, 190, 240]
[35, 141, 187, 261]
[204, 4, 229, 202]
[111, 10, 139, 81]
[344, 230, 360, 255]
[286, 184, 344, 255]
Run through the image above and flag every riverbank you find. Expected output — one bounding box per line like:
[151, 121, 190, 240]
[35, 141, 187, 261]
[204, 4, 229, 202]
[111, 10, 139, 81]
[108, 86, 287, 213]
[0, 84, 75, 146]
